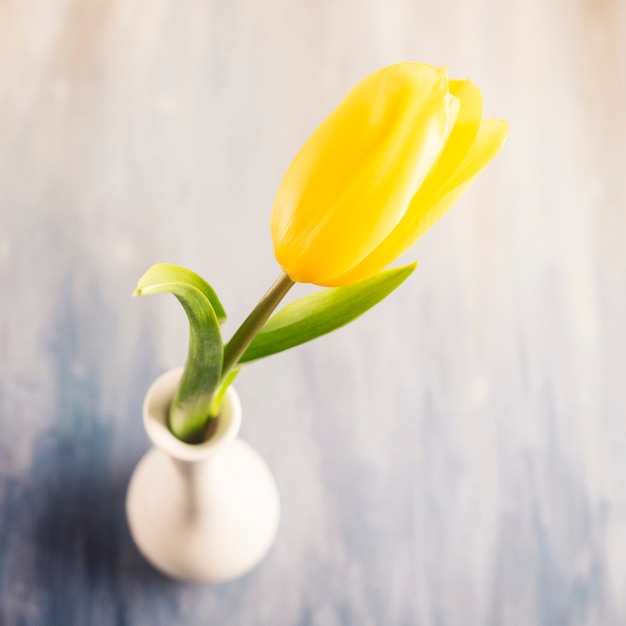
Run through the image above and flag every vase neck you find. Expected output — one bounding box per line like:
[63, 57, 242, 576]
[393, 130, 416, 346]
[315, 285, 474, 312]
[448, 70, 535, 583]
[142, 367, 242, 464]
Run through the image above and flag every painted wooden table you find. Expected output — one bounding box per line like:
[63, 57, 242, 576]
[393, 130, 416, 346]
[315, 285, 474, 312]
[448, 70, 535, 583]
[1, 0, 625, 624]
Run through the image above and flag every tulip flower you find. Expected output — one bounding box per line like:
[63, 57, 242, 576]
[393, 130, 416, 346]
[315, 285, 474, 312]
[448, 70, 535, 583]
[135, 62, 507, 443]
[271, 62, 508, 287]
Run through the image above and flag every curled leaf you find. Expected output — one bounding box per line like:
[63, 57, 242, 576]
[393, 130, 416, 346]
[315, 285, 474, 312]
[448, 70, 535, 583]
[135, 263, 224, 442]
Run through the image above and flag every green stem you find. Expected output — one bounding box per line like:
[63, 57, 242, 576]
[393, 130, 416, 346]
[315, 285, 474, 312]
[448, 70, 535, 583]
[222, 272, 294, 376]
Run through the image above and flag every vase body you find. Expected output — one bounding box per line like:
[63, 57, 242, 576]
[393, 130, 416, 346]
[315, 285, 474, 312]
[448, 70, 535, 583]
[126, 367, 280, 582]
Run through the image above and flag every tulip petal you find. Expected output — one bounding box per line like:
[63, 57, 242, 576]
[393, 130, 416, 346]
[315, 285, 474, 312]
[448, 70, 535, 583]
[272, 63, 458, 285]
[325, 118, 508, 286]
[416, 79, 483, 201]
[438, 118, 508, 196]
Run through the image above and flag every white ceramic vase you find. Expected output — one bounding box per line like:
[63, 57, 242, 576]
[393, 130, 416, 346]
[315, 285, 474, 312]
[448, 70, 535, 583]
[126, 367, 280, 582]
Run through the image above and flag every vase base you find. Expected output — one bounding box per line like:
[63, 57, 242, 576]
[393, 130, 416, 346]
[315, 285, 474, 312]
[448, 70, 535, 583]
[126, 438, 280, 583]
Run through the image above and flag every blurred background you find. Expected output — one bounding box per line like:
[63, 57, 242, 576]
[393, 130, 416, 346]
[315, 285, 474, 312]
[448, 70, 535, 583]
[1, 0, 625, 624]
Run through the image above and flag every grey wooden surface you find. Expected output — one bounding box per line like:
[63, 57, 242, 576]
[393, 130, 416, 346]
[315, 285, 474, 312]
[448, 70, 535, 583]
[1, 0, 625, 624]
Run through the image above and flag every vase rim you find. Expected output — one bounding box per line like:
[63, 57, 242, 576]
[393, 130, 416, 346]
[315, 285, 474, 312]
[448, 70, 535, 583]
[142, 367, 241, 462]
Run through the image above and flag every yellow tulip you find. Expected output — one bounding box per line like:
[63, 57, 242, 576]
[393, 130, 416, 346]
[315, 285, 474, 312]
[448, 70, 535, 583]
[271, 63, 508, 287]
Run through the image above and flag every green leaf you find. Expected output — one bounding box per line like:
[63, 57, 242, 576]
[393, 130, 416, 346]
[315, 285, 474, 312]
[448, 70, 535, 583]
[134, 263, 227, 323]
[209, 368, 240, 417]
[134, 264, 224, 443]
[237, 262, 417, 364]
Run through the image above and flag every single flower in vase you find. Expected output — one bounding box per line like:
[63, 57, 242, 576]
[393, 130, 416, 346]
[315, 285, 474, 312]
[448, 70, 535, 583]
[127, 62, 508, 582]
